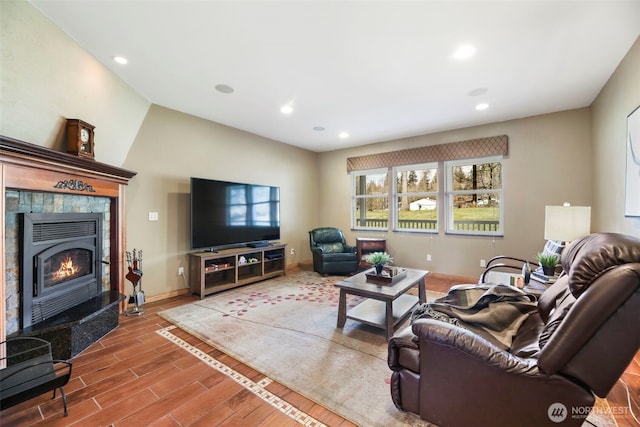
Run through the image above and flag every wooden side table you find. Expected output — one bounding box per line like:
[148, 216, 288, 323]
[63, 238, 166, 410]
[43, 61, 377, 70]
[356, 238, 387, 269]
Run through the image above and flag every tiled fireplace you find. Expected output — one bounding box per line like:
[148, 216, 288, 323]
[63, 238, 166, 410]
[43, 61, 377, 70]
[1, 136, 136, 359]
[21, 212, 104, 328]
[5, 195, 111, 334]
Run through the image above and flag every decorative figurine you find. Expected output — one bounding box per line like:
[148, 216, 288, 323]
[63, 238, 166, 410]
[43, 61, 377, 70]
[125, 248, 145, 316]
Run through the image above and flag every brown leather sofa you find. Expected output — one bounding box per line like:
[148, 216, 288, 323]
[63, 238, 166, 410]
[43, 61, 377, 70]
[388, 233, 640, 427]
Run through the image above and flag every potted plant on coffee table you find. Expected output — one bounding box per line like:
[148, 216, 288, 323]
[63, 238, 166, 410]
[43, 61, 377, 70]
[536, 252, 559, 276]
[367, 251, 392, 275]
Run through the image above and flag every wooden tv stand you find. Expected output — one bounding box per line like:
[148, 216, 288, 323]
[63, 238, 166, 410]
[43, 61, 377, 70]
[189, 243, 287, 299]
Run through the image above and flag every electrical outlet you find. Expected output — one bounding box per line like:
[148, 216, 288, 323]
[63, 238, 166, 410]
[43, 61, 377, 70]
[178, 267, 184, 276]
[427, 254, 432, 262]
[480, 259, 486, 268]
[290, 248, 295, 255]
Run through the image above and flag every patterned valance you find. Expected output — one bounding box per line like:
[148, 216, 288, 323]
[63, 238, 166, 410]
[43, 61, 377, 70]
[346, 135, 508, 172]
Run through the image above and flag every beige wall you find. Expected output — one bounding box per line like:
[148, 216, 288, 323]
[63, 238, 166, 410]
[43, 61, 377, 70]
[0, 2, 318, 302]
[0, 1, 149, 166]
[121, 105, 318, 298]
[2, 2, 639, 300]
[592, 36, 640, 235]
[317, 109, 593, 278]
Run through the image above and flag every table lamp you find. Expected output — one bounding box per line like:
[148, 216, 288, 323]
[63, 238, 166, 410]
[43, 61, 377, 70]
[544, 203, 591, 243]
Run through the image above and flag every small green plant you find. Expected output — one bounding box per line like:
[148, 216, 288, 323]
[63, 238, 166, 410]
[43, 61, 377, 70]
[536, 252, 559, 267]
[367, 251, 392, 266]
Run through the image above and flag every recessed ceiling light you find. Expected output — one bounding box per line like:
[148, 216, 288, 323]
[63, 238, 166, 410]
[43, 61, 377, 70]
[280, 105, 293, 115]
[313, 126, 325, 131]
[468, 87, 488, 97]
[215, 84, 234, 94]
[475, 103, 489, 111]
[113, 56, 128, 65]
[339, 132, 349, 139]
[452, 45, 476, 60]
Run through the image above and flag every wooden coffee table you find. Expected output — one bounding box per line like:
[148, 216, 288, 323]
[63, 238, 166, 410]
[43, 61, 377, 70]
[335, 268, 428, 340]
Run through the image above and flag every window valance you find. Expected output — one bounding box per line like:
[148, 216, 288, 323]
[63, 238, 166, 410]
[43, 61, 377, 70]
[346, 135, 508, 172]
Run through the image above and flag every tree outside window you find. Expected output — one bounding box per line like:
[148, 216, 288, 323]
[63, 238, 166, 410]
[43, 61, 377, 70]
[352, 169, 388, 230]
[393, 163, 438, 232]
[445, 157, 503, 235]
[352, 156, 502, 235]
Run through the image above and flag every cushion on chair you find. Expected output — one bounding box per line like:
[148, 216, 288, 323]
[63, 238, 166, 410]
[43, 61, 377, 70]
[388, 327, 420, 374]
[542, 240, 565, 258]
[509, 311, 545, 358]
[322, 252, 357, 262]
[311, 228, 343, 244]
[562, 233, 640, 298]
[537, 280, 575, 350]
[316, 242, 344, 253]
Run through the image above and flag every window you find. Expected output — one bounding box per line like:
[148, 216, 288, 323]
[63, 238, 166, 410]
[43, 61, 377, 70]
[393, 163, 438, 232]
[352, 169, 388, 230]
[351, 156, 504, 236]
[445, 156, 503, 235]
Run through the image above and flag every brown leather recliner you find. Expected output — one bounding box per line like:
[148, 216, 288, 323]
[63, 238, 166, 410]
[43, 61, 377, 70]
[388, 232, 640, 427]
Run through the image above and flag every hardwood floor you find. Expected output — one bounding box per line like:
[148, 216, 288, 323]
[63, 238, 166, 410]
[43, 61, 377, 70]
[2, 274, 640, 426]
[1, 292, 356, 427]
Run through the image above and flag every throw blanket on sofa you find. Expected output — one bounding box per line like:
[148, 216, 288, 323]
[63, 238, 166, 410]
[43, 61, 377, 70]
[411, 283, 538, 350]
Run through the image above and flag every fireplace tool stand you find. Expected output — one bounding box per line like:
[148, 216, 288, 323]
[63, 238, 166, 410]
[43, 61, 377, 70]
[125, 249, 145, 316]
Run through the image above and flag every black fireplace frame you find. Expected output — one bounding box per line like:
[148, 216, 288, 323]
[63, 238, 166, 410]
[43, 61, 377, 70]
[21, 212, 103, 329]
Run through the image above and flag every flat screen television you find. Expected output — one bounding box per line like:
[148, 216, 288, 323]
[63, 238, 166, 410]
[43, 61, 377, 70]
[190, 177, 280, 250]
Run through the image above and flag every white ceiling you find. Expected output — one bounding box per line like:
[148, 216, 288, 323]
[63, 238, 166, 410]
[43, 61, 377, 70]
[30, 1, 640, 152]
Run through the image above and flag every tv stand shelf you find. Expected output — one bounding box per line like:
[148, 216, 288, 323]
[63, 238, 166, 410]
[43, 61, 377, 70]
[189, 244, 287, 299]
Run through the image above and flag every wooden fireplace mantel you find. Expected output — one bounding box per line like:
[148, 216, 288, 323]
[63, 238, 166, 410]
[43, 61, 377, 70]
[1, 135, 136, 184]
[0, 135, 137, 346]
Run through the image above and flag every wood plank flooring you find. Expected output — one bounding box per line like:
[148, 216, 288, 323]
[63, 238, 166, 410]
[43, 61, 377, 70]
[1, 273, 639, 426]
[1, 291, 355, 427]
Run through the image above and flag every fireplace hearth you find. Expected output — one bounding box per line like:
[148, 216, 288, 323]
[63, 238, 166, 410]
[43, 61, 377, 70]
[21, 212, 103, 329]
[2, 136, 137, 357]
[13, 209, 125, 360]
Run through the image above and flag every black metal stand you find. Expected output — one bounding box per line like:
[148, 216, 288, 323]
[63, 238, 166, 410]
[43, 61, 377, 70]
[125, 249, 144, 316]
[125, 281, 144, 316]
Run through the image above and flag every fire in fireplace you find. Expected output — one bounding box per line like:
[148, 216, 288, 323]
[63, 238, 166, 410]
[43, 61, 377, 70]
[46, 249, 91, 286]
[52, 256, 80, 280]
[21, 212, 103, 329]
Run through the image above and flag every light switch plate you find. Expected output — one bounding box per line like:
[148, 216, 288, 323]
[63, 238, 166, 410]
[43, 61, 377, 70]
[148, 211, 159, 221]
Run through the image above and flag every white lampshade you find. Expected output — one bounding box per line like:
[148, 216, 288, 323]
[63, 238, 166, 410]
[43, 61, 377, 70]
[544, 204, 591, 242]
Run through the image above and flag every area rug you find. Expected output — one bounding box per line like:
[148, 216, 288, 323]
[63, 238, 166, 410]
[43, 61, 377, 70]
[158, 271, 438, 426]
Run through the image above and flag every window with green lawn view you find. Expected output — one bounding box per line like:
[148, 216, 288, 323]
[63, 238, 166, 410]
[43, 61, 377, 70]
[445, 156, 503, 235]
[393, 163, 438, 232]
[352, 169, 388, 230]
[351, 156, 503, 235]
